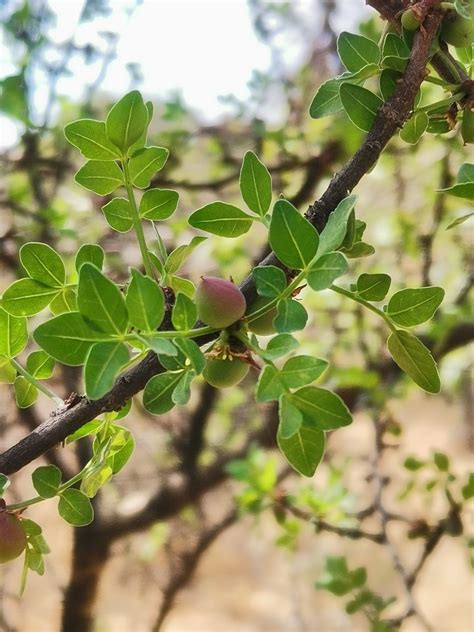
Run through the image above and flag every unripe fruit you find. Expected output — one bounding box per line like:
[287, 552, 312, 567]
[0, 512, 27, 563]
[203, 357, 249, 388]
[196, 277, 246, 329]
[401, 8, 420, 31]
[440, 13, 474, 48]
[461, 107, 474, 144]
[247, 297, 277, 335]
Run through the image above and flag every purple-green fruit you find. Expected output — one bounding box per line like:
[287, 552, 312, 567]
[247, 297, 277, 335]
[401, 8, 420, 31]
[196, 277, 246, 329]
[440, 13, 473, 48]
[0, 512, 27, 563]
[203, 357, 249, 388]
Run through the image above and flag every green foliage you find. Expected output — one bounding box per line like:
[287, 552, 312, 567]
[239, 150, 272, 217]
[386, 287, 444, 327]
[269, 199, 319, 269]
[189, 201, 253, 237]
[387, 330, 440, 393]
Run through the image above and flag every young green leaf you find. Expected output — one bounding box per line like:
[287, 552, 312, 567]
[337, 32, 381, 72]
[307, 252, 348, 291]
[164, 236, 206, 276]
[255, 365, 286, 402]
[128, 146, 169, 188]
[356, 273, 391, 301]
[75, 244, 105, 272]
[139, 188, 179, 220]
[310, 77, 344, 119]
[277, 421, 326, 477]
[58, 488, 94, 526]
[20, 242, 65, 287]
[274, 299, 308, 333]
[171, 293, 197, 331]
[400, 111, 429, 144]
[49, 289, 77, 315]
[339, 83, 383, 132]
[14, 376, 37, 408]
[0, 357, 16, 384]
[1, 279, 60, 316]
[317, 195, 357, 256]
[239, 150, 272, 216]
[33, 312, 110, 365]
[84, 341, 129, 400]
[105, 90, 148, 153]
[342, 241, 375, 258]
[171, 369, 195, 406]
[0, 307, 28, 358]
[126, 269, 165, 331]
[189, 202, 253, 238]
[77, 263, 129, 335]
[439, 163, 474, 201]
[26, 350, 54, 379]
[278, 394, 304, 439]
[172, 338, 205, 374]
[269, 199, 319, 269]
[75, 160, 124, 195]
[108, 429, 135, 474]
[143, 371, 184, 414]
[102, 198, 134, 232]
[387, 287, 444, 326]
[32, 465, 62, 498]
[280, 356, 329, 389]
[292, 386, 352, 430]
[253, 265, 287, 298]
[262, 333, 299, 360]
[140, 336, 177, 357]
[387, 330, 440, 393]
[382, 33, 410, 71]
[64, 119, 120, 160]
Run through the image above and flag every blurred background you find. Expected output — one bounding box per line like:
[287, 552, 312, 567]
[0, 1, 472, 631]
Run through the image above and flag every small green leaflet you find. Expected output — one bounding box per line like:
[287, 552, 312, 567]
[172, 369, 195, 406]
[49, 289, 77, 315]
[274, 299, 308, 333]
[58, 488, 94, 526]
[75, 244, 105, 272]
[310, 77, 343, 119]
[278, 395, 303, 439]
[20, 242, 65, 287]
[26, 350, 54, 379]
[75, 160, 124, 195]
[439, 163, 474, 201]
[253, 265, 287, 298]
[84, 341, 129, 400]
[387, 330, 440, 393]
[128, 146, 169, 188]
[255, 365, 286, 402]
[0, 358, 16, 384]
[307, 252, 348, 291]
[269, 199, 319, 269]
[126, 269, 165, 331]
[339, 83, 383, 132]
[400, 111, 428, 145]
[64, 119, 120, 160]
[105, 90, 148, 153]
[1, 279, 60, 316]
[0, 474, 10, 495]
[292, 386, 352, 430]
[356, 273, 391, 301]
[171, 293, 197, 331]
[173, 338, 205, 374]
[446, 212, 474, 229]
[280, 356, 328, 389]
[337, 31, 380, 72]
[32, 465, 62, 498]
[189, 202, 253, 238]
[0, 307, 28, 358]
[139, 188, 179, 220]
[317, 195, 357, 256]
[143, 371, 184, 414]
[277, 421, 326, 477]
[387, 287, 444, 327]
[102, 198, 134, 232]
[164, 236, 206, 276]
[77, 263, 129, 335]
[141, 336, 177, 357]
[342, 241, 375, 258]
[14, 376, 37, 408]
[239, 150, 272, 217]
[382, 33, 410, 71]
[262, 333, 299, 360]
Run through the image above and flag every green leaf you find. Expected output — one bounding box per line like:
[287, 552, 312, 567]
[387, 287, 444, 326]
[164, 236, 206, 276]
[382, 33, 410, 71]
[20, 242, 65, 287]
[101, 198, 134, 232]
[128, 146, 169, 188]
[356, 273, 391, 301]
[255, 365, 286, 402]
[274, 299, 308, 333]
[239, 150, 272, 216]
[310, 77, 344, 119]
[143, 371, 184, 414]
[75, 244, 105, 272]
[262, 334, 299, 360]
[33, 312, 110, 365]
[278, 395, 303, 439]
[253, 265, 287, 298]
[307, 252, 348, 291]
[32, 465, 62, 498]
[280, 356, 328, 389]
[169, 276, 195, 298]
[171, 293, 197, 331]
[139, 188, 179, 220]
[77, 263, 128, 335]
[400, 111, 429, 144]
[342, 241, 375, 258]
[277, 421, 326, 477]
[126, 269, 165, 331]
[0, 357, 16, 384]
[172, 338, 205, 374]
[269, 199, 319, 269]
[49, 289, 77, 315]
[141, 336, 177, 357]
[75, 160, 124, 195]
[1, 279, 60, 316]
[26, 350, 54, 379]
[337, 31, 380, 72]
[14, 376, 37, 408]
[0, 474, 10, 495]
[189, 202, 253, 238]
[446, 212, 474, 229]
[317, 195, 357, 256]
[64, 119, 120, 160]
[439, 163, 474, 200]
[172, 369, 195, 405]
[454, 0, 472, 19]
[108, 429, 135, 474]
[58, 488, 94, 526]
[379, 69, 402, 101]
[340, 83, 383, 132]
[433, 451, 450, 472]
[0, 307, 27, 357]
[84, 341, 129, 400]
[105, 90, 148, 153]
[292, 386, 352, 430]
[462, 473, 474, 500]
[387, 330, 440, 393]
